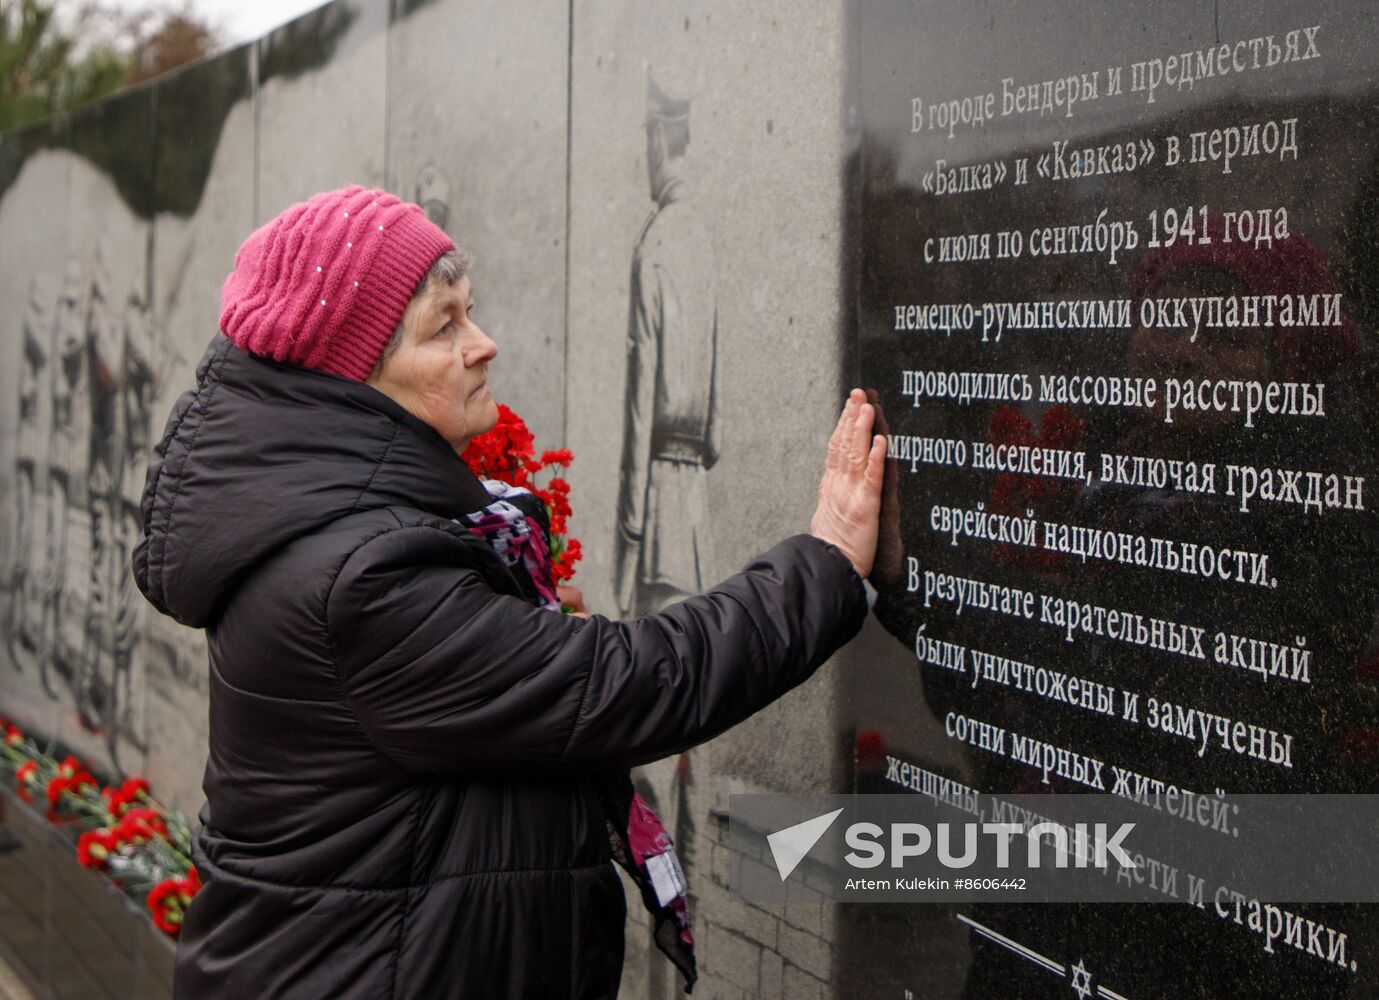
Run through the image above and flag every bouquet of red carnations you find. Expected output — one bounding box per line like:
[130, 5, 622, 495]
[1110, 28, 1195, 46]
[461, 403, 583, 583]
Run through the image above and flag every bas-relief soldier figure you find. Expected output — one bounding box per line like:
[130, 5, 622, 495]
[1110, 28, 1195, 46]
[108, 284, 159, 751]
[43, 260, 93, 701]
[23, 251, 153, 764]
[613, 68, 720, 999]
[614, 70, 720, 620]
[415, 165, 450, 231]
[27, 251, 150, 766]
[79, 276, 157, 763]
[81, 256, 128, 734]
[9, 280, 49, 667]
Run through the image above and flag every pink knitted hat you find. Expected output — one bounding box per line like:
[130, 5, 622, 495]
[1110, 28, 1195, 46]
[220, 185, 455, 382]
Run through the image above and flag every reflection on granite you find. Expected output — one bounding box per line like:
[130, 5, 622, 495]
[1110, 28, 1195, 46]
[846, 1, 1379, 997]
[68, 89, 157, 219]
[155, 45, 252, 218]
[0, 116, 68, 207]
[258, 2, 360, 85]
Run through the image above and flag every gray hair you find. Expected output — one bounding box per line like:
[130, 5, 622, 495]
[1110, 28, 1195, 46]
[368, 247, 473, 380]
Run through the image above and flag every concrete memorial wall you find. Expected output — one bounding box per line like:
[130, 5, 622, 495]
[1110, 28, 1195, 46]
[2, 0, 1376, 996]
[0, 0, 854, 994]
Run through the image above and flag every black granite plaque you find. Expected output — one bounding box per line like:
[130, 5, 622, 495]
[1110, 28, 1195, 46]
[847, 1, 1379, 996]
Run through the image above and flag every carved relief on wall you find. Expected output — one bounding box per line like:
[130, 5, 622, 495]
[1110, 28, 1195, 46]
[5, 247, 182, 771]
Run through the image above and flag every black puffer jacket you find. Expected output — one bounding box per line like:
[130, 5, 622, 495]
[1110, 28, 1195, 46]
[133, 334, 869, 999]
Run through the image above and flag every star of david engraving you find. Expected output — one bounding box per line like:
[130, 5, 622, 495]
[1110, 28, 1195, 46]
[1070, 958, 1093, 1000]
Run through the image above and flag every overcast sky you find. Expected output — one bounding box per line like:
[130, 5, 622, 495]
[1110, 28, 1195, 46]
[161, 0, 333, 46]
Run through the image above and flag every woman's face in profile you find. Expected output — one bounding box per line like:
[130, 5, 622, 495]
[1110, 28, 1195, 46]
[368, 274, 501, 455]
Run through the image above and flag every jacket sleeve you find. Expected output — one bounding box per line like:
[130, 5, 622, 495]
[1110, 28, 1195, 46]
[325, 525, 869, 776]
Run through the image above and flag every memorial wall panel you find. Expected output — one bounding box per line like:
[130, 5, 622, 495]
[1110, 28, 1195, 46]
[0, 115, 74, 763]
[847, 1, 1379, 996]
[147, 45, 257, 816]
[566, 3, 854, 993]
[59, 87, 159, 786]
[385, 0, 569, 445]
[256, 0, 389, 222]
[0, 88, 160, 787]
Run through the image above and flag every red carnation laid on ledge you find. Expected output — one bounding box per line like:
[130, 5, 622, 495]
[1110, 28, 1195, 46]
[0, 712, 200, 938]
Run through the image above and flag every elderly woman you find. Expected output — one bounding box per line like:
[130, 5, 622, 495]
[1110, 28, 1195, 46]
[133, 185, 884, 999]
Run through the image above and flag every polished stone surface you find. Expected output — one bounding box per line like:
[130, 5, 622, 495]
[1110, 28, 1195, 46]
[1, 88, 160, 790]
[847, 1, 1379, 996]
[147, 45, 258, 817]
[0, 115, 74, 783]
[564, 4, 855, 996]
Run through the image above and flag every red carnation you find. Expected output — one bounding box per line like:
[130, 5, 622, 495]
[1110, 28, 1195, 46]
[147, 878, 185, 936]
[14, 761, 38, 803]
[103, 776, 152, 817]
[462, 405, 582, 585]
[463, 403, 538, 485]
[57, 754, 84, 778]
[47, 769, 97, 813]
[148, 867, 202, 937]
[553, 537, 583, 583]
[178, 866, 202, 895]
[116, 807, 168, 845]
[77, 828, 119, 869]
[46, 776, 72, 808]
[546, 479, 573, 518]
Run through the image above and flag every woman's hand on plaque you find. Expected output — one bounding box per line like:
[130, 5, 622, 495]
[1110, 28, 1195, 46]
[810, 387, 886, 581]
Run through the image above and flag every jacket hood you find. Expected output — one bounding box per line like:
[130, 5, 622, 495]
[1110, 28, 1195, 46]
[133, 334, 495, 628]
